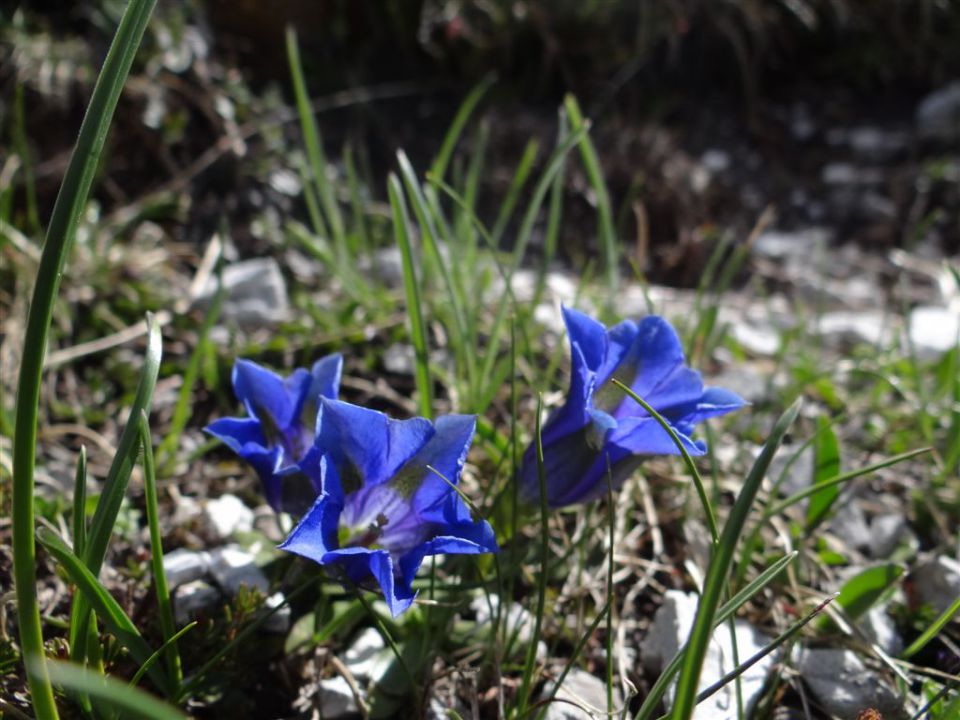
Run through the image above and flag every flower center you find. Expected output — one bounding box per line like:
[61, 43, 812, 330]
[338, 513, 390, 549]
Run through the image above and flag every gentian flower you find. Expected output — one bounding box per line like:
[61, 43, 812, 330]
[279, 399, 498, 616]
[518, 307, 745, 508]
[205, 354, 342, 513]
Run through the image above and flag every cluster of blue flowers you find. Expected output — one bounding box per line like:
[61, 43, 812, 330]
[206, 307, 744, 616]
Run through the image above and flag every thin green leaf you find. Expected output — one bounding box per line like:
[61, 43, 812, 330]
[40, 661, 186, 720]
[129, 623, 196, 689]
[71, 314, 162, 663]
[12, 2, 157, 714]
[635, 552, 797, 720]
[37, 527, 172, 696]
[818, 563, 904, 630]
[671, 398, 802, 720]
[139, 413, 181, 687]
[72, 446, 87, 559]
[428, 74, 495, 186]
[563, 95, 618, 300]
[806, 415, 841, 530]
[612, 378, 719, 542]
[387, 173, 433, 418]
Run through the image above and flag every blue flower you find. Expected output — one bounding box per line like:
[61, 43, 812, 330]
[518, 307, 746, 508]
[205, 355, 342, 513]
[279, 399, 498, 616]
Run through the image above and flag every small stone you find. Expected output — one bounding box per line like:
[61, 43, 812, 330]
[162, 548, 212, 588]
[268, 168, 301, 196]
[700, 149, 731, 173]
[916, 82, 960, 141]
[196, 257, 289, 327]
[318, 676, 360, 718]
[539, 668, 612, 720]
[847, 126, 909, 161]
[707, 366, 769, 405]
[909, 556, 960, 614]
[208, 544, 269, 595]
[827, 501, 873, 555]
[471, 596, 547, 661]
[869, 514, 909, 560]
[858, 605, 903, 656]
[817, 311, 891, 348]
[797, 648, 906, 719]
[264, 591, 291, 635]
[344, 627, 389, 683]
[252, 504, 291, 543]
[173, 580, 219, 625]
[641, 590, 779, 717]
[383, 343, 415, 375]
[753, 227, 832, 260]
[729, 322, 781, 356]
[204, 494, 254, 540]
[821, 163, 885, 186]
[909, 305, 960, 360]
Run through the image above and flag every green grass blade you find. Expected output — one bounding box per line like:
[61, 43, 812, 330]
[139, 412, 181, 687]
[36, 527, 172, 696]
[612, 378, 719, 542]
[157, 276, 224, 471]
[285, 27, 347, 256]
[903, 593, 960, 659]
[517, 394, 550, 717]
[70, 314, 162, 664]
[428, 75, 495, 187]
[670, 398, 802, 720]
[685, 594, 837, 714]
[635, 551, 797, 720]
[806, 415, 841, 531]
[489, 139, 539, 246]
[72, 446, 87, 559]
[11, 2, 156, 715]
[763, 447, 931, 519]
[40, 661, 186, 720]
[129, 622, 196, 689]
[818, 563, 904, 630]
[388, 173, 433, 418]
[563, 95, 619, 300]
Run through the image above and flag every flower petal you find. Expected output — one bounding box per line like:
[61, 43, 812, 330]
[609, 415, 707, 456]
[323, 547, 416, 617]
[278, 488, 342, 561]
[316, 398, 434, 490]
[561, 305, 608, 373]
[402, 415, 476, 523]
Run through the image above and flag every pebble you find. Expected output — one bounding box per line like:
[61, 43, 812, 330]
[203, 494, 254, 540]
[908, 556, 960, 614]
[344, 627, 389, 683]
[817, 310, 891, 348]
[539, 667, 613, 720]
[640, 590, 779, 718]
[196, 257, 289, 327]
[471, 595, 548, 661]
[318, 675, 359, 718]
[162, 548, 212, 588]
[208, 544, 270, 595]
[908, 305, 960, 360]
[916, 81, 960, 141]
[173, 579, 219, 625]
[858, 605, 904, 656]
[796, 647, 906, 718]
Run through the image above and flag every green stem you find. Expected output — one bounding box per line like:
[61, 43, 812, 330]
[11, 1, 156, 716]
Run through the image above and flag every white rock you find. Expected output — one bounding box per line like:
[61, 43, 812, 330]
[821, 163, 885, 186]
[817, 310, 891, 347]
[729, 322, 781, 356]
[909, 305, 960, 360]
[858, 605, 903, 656]
[344, 627, 389, 683]
[869, 513, 909, 559]
[827, 501, 873, 555]
[196, 257, 289, 326]
[318, 675, 360, 718]
[797, 648, 906, 718]
[173, 580, 219, 625]
[916, 82, 960, 141]
[847, 126, 909, 161]
[263, 591, 291, 635]
[539, 668, 612, 719]
[208, 544, 269, 595]
[471, 595, 547, 661]
[204, 494, 254, 540]
[753, 227, 832, 260]
[909, 556, 960, 614]
[640, 590, 779, 718]
[162, 548, 212, 588]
